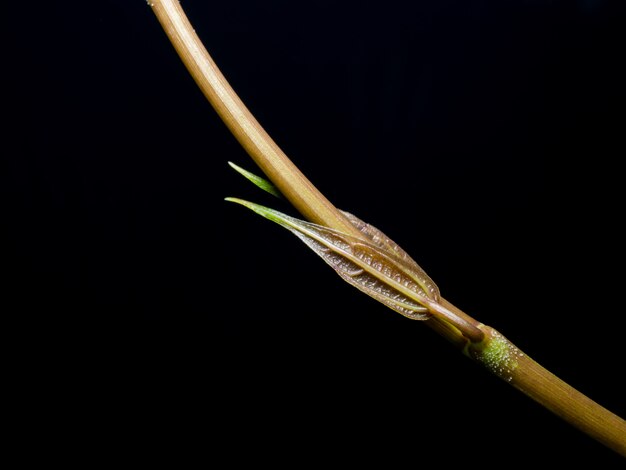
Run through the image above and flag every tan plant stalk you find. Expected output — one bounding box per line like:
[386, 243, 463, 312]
[148, 0, 626, 456]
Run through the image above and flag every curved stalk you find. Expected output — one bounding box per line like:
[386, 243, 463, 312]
[148, 0, 626, 457]
[146, 0, 358, 237]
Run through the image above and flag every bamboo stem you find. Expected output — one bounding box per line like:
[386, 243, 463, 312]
[515, 356, 626, 455]
[469, 325, 626, 456]
[148, 0, 626, 457]
[148, 0, 359, 238]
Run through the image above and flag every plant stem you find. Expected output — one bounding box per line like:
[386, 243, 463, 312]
[146, 0, 359, 238]
[148, 0, 626, 457]
[468, 325, 626, 455]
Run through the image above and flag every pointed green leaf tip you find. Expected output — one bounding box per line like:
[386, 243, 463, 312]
[227, 161, 283, 198]
[225, 197, 443, 321]
[224, 197, 287, 225]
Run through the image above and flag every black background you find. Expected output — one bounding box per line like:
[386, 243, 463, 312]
[3, 0, 625, 465]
